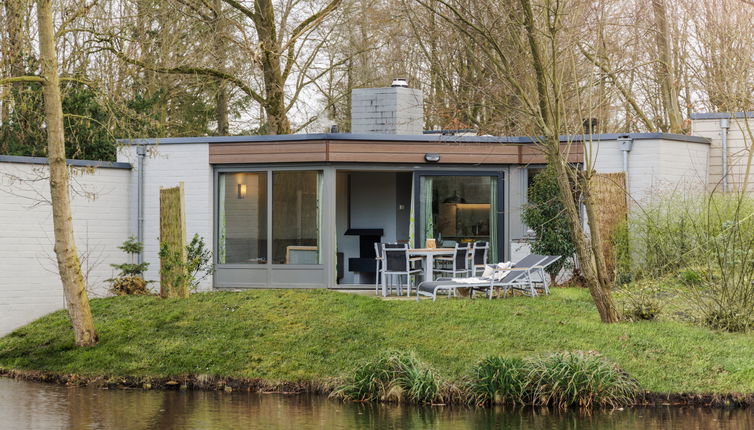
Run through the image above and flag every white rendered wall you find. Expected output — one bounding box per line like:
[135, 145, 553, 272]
[0, 161, 131, 335]
[588, 138, 709, 204]
[692, 117, 753, 192]
[117, 143, 213, 291]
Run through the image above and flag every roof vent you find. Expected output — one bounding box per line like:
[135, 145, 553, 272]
[391, 78, 409, 88]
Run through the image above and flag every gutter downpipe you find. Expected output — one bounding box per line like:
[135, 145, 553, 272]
[136, 144, 146, 265]
[618, 135, 634, 198]
[720, 118, 730, 193]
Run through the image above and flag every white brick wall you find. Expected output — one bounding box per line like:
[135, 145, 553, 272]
[117, 143, 213, 291]
[692, 117, 754, 192]
[0, 161, 131, 335]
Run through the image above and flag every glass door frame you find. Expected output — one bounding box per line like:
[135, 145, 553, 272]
[413, 170, 505, 261]
[213, 165, 329, 289]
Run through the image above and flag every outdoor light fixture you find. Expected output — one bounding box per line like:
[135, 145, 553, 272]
[424, 153, 441, 163]
[237, 183, 247, 199]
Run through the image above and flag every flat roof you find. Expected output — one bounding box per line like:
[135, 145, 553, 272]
[691, 112, 754, 120]
[0, 155, 132, 169]
[118, 132, 709, 145]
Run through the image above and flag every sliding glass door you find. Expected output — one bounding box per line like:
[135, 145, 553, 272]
[416, 173, 503, 262]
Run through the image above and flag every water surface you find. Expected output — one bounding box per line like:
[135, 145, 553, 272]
[1, 378, 752, 429]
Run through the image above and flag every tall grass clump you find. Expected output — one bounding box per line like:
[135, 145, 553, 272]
[465, 357, 529, 406]
[527, 352, 640, 408]
[466, 352, 639, 408]
[331, 350, 440, 404]
[620, 191, 754, 331]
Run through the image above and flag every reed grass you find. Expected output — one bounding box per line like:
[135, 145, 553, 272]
[331, 350, 440, 404]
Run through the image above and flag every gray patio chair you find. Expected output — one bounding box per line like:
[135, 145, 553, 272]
[383, 243, 423, 296]
[374, 242, 385, 296]
[434, 243, 470, 282]
[468, 241, 489, 276]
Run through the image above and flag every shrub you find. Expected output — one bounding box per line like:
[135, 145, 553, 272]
[109, 236, 151, 295]
[331, 350, 440, 404]
[704, 307, 754, 333]
[619, 283, 665, 321]
[522, 166, 576, 281]
[527, 352, 640, 409]
[186, 234, 214, 291]
[623, 192, 754, 332]
[465, 357, 529, 406]
[110, 276, 150, 296]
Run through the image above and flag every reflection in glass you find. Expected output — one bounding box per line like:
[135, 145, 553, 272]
[272, 171, 322, 264]
[218, 172, 267, 264]
[420, 176, 496, 261]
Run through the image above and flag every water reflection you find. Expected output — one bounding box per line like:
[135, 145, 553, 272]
[1, 378, 752, 429]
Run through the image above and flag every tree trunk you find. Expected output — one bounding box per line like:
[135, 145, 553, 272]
[518, 0, 620, 323]
[651, 0, 684, 134]
[213, 0, 229, 135]
[4, 0, 29, 123]
[37, 0, 98, 346]
[548, 151, 620, 323]
[254, 0, 292, 135]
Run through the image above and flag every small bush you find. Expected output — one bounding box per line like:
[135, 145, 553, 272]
[331, 350, 440, 404]
[628, 300, 662, 321]
[465, 357, 529, 406]
[619, 282, 665, 321]
[109, 236, 150, 295]
[110, 276, 150, 296]
[704, 307, 754, 333]
[528, 352, 640, 409]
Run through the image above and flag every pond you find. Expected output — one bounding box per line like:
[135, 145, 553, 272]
[1, 378, 752, 429]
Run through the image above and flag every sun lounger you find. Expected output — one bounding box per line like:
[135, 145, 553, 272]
[416, 254, 554, 301]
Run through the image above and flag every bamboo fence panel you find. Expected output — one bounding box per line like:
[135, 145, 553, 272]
[591, 173, 628, 282]
[160, 182, 188, 298]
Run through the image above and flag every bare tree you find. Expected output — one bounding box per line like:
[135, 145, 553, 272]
[38, 0, 98, 346]
[419, 0, 620, 322]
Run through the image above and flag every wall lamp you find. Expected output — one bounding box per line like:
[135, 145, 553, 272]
[237, 183, 247, 199]
[424, 153, 441, 163]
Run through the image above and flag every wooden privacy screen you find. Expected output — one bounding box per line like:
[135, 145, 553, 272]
[160, 182, 188, 298]
[208, 139, 584, 165]
[591, 172, 628, 282]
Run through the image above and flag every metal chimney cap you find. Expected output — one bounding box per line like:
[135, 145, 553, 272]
[391, 78, 409, 88]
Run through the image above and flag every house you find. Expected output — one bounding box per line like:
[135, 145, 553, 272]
[1, 82, 733, 334]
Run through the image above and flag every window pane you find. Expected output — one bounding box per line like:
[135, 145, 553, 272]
[420, 176, 496, 260]
[218, 172, 267, 264]
[272, 171, 321, 264]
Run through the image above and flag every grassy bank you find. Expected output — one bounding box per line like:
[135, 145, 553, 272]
[1, 289, 753, 395]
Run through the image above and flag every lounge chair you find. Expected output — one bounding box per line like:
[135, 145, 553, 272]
[415, 254, 552, 301]
[530, 255, 561, 294]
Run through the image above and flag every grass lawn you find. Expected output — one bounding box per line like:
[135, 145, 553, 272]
[1, 288, 753, 394]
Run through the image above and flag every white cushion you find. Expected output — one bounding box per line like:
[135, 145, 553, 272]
[493, 262, 513, 280]
[482, 265, 495, 279]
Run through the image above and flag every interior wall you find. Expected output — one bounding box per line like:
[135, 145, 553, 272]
[336, 171, 402, 284]
[395, 173, 412, 242]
